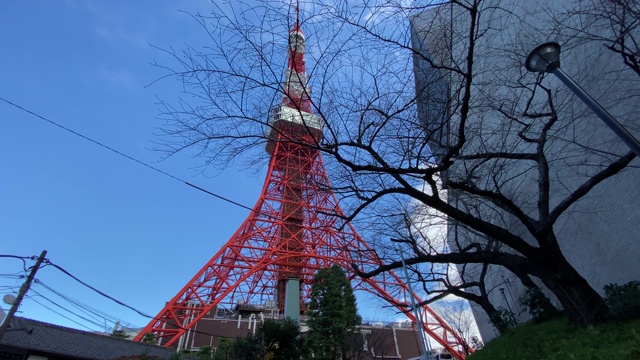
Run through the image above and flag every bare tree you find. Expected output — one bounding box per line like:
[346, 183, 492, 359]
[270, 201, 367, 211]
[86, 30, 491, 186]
[430, 297, 479, 355]
[365, 327, 399, 359]
[557, 0, 640, 76]
[152, 0, 639, 329]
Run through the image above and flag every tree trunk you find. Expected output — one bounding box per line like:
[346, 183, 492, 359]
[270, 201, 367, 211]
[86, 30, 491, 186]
[537, 255, 608, 326]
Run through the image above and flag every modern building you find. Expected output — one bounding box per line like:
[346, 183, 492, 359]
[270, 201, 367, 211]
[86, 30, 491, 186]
[411, 0, 640, 342]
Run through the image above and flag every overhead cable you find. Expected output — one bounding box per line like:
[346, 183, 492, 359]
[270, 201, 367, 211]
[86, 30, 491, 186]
[30, 288, 107, 330]
[0, 97, 253, 212]
[0, 97, 323, 228]
[43, 260, 154, 319]
[27, 295, 102, 332]
[36, 280, 141, 329]
[4, 253, 230, 340]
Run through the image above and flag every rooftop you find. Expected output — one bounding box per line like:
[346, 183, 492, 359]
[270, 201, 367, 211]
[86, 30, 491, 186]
[0, 317, 175, 360]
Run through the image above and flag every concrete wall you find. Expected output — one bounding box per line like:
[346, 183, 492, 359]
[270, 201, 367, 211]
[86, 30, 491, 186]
[411, 0, 640, 342]
[178, 310, 425, 359]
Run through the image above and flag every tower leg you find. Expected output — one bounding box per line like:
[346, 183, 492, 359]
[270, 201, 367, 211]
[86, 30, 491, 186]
[284, 278, 300, 323]
[133, 131, 470, 358]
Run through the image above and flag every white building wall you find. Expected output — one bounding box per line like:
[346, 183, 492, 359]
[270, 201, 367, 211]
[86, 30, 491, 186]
[412, 0, 640, 342]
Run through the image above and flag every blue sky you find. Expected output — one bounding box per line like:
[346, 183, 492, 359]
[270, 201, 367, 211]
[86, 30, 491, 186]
[0, 0, 271, 331]
[0, 0, 402, 332]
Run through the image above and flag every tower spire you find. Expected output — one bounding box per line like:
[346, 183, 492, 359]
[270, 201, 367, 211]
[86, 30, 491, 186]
[283, 2, 311, 113]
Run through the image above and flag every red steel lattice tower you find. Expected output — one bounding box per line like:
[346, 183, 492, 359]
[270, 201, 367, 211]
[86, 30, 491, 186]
[135, 13, 469, 359]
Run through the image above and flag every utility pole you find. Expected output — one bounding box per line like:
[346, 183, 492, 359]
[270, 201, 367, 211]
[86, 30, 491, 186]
[397, 247, 433, 360]
[0, 250, 47, 341]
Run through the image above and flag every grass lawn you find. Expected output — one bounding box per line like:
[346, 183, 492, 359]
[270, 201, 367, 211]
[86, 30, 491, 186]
[467, 317, 640, 360]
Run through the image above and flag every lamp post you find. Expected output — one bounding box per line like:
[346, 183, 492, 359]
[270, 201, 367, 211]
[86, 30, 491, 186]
[525, 41, 640, 157]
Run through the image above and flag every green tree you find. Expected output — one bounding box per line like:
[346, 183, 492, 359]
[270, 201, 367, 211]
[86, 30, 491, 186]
[111, 329, 130, 339]
[231, 318, 303, 360]
[307, 265, 361, 360]
[141, 332, 156, 344]
[258, 319, 304, 360]
[213, 338, 233, 360]
[604, 281, 640, 322]
[229, 336, 259, 360]
[198, 346, 213, 359]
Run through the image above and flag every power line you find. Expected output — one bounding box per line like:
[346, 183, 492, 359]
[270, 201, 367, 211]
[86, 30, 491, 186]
[29, 288, 107, 330]
[0, 273, 25, 279]
[0, 255, 31, 272]
[35, 280, 114, 328]
[0, 286, 19, 291]
[41, 258, 233, 339]
[0, 258, 29, 295]
[27, 295, 102, 332]
[0, 255, 31, 260]
[0, 98, 321, 229]
[0, 97, 253, 212]
[0, 99, 327, 340]
[36, 280, 141, 329]
[5, 255, 229, 342]
[43, 259, 154, 319]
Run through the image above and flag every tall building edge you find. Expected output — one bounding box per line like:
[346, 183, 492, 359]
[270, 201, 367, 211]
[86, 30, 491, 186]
[411, 1, 640, 343]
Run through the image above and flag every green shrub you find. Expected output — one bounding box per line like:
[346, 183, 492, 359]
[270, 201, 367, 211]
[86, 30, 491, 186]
[197, 346, 213, 359]
[604, 280, 640, 322]
[518, 287, 562, 323]
[467, 317, 640, 360]
[142, 332, 156, 344]
[111, 329, 130, 339]
[490, 308, 518, 333]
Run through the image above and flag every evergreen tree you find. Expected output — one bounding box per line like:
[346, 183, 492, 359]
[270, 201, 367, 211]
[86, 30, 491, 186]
[111, 329, 130, 339]
[213, 338, 233, 360]
[198, 346, 213, 359]
[141, 332, 156, 344]
[232, 319, 303, 360]
[307, 265, 361, 360]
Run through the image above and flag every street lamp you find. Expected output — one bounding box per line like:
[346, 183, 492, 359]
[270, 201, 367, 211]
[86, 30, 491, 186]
[525, 41, 640, 157]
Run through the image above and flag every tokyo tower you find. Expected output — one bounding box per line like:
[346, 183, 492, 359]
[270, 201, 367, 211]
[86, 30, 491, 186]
[134, 11, 469, 359]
